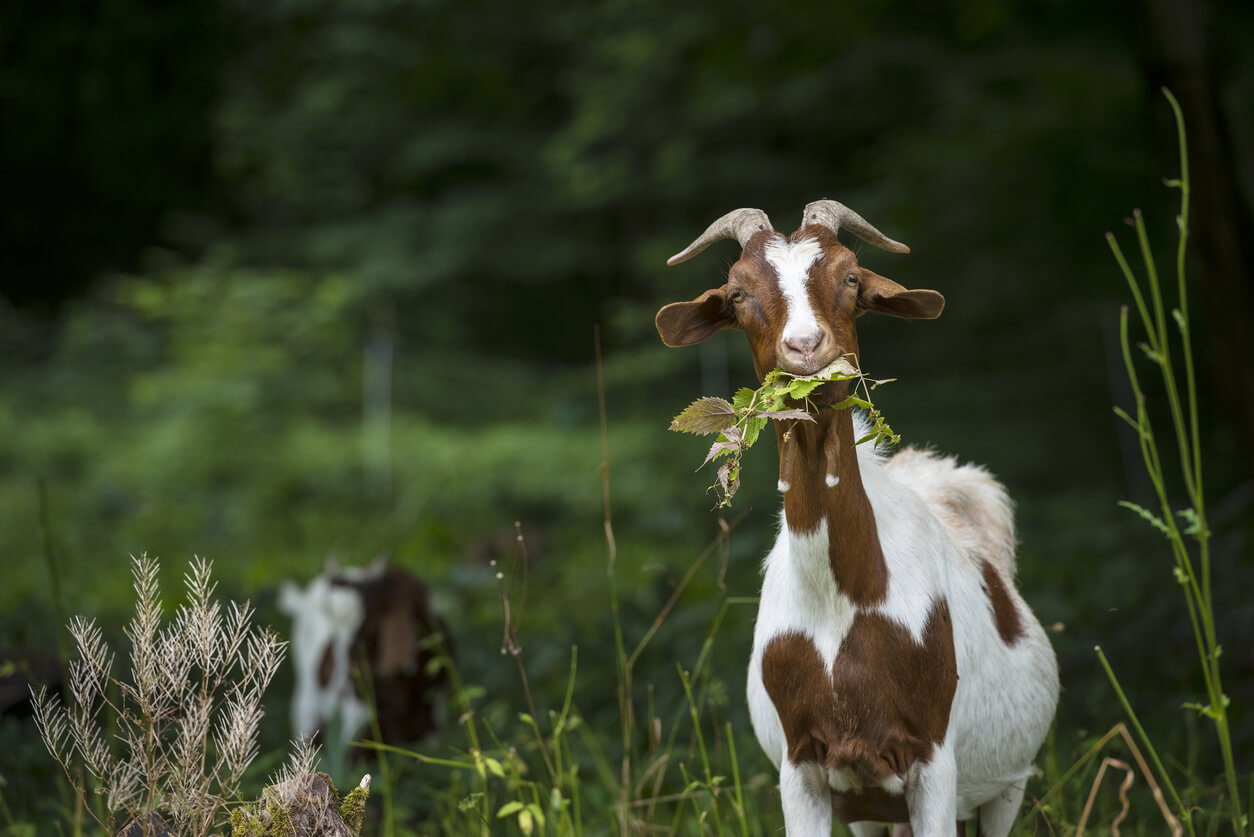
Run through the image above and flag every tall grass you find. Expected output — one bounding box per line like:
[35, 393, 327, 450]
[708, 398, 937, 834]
[360, 328, 777, 835]
[30, 555, 287, 836]
[1101, 88, 1245, 836]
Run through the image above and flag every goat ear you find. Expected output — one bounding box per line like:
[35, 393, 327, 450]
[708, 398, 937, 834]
[856, 269, 945, 320]
[655, 286, 736, 347]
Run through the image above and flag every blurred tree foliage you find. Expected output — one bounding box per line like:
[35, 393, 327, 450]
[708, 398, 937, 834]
[1, 0, 1253, 827]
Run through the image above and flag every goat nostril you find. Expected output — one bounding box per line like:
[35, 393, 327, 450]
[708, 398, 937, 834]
[785, 332, 824, 355]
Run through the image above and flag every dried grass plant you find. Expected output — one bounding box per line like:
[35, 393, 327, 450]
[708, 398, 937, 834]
[31, 553, 287, 836]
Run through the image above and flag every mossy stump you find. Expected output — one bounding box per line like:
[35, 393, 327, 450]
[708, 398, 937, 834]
[230, 772, 370, 837]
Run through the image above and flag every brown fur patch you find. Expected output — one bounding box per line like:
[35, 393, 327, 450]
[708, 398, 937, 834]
[979, 558, 1024, 645]
[777, 409, 889, 606]
[760, 600, 958, 822]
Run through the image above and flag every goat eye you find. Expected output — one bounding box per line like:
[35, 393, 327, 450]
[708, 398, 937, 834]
[729, 289, 745, 303]
[846, 274, 859, 286]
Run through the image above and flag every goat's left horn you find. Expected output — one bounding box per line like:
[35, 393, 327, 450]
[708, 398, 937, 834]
[667, 208, 773, 266]
[802, 199, 910, 254]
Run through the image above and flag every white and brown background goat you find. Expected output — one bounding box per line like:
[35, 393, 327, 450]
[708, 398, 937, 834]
[657, 201, 1060, 836]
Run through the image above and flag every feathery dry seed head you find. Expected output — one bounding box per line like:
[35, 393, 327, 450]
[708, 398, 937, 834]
[31, 553, 289, 836]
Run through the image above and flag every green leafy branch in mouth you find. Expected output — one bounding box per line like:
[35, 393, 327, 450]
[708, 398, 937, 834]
[668, 356, 898, 508]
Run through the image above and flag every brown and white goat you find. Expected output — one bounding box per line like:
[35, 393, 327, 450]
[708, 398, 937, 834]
[279, 560, 448, 751]
[656, 201, 1059, 836]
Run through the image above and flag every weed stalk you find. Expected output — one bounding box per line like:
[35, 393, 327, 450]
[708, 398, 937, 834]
[1105, 87, 1244, 835]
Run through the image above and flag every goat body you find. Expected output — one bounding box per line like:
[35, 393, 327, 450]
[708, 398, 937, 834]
[279, 560, 448, 751]
[657, 202, 1059, 835]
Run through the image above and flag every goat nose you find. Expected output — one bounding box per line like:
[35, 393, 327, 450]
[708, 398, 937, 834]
[783, 331, 824, 355]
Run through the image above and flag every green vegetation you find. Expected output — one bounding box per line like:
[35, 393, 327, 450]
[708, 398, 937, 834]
[2, 0, 1252, 834]
[1099, 89, 1245, 836]
[669, 358, 897, 507]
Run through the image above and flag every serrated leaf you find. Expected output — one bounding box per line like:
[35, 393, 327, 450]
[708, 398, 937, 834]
[1118, 500, 1170, 536]
[670, 397, 736, 435]
[701, 438, 740, 468]
[676, 358, 897, 509]
[781, 378, 824, 400]
[760, 409, 816, 423]
[742, 415, 769, 448]
[808, 357, 859, 380]
[732, 387, 758, 410]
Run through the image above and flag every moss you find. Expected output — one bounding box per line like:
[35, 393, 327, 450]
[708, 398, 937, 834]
[227, 808, 256, 837]
[339, 778, 370, 836]
[227, 797, 294, 837]
[230, 771, 367, 837]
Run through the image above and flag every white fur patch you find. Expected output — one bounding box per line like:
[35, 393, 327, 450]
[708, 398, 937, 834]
[746, 412, 1060, 827]
[279, 575, 367, 742]
[764, 237, 824, 349]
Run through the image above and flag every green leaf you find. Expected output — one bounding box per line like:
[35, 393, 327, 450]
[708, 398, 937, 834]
[1138, 343, 1163, 365]
[1175, 507, 1206, 538]
[731, 387, 758, 410]
[741, 415, 768, 449]
[1181, 701, 1223, 720]
[1172, 308, 1187, 334]
[780, 378, 824, 400]
[674, 357, 897, 508]
[458, 793, 484, 812]
[670, 397, 736, 435]
[1117, 500, 1171, 536]
[497, 802, 525, 818]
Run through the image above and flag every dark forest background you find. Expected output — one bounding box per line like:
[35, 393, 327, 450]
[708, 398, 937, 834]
[1, 0, 1252, 832]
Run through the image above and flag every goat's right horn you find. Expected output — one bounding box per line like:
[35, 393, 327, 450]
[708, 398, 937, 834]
[667, 208, 774, 266]
[802, 199, 910, 254]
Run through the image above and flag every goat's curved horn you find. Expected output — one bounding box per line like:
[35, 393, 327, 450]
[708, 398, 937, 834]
[667, 208, 774, 266]
[802, 199, 910, 254]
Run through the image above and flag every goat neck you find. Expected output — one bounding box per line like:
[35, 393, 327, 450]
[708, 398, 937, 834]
[776, 400, 888, 607]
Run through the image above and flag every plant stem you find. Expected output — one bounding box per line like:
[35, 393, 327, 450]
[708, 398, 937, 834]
[1095, 646, 1194, 837]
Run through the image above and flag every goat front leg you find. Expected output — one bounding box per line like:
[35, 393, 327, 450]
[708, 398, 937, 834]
[780, 758, 832, 836]
[905, 745, 958, 837]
